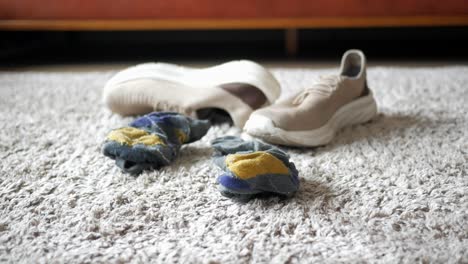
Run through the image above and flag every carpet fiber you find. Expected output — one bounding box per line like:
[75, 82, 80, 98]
[0, 66, 467, 263]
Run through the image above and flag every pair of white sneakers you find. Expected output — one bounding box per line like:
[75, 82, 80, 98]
[103, 49, 377, 147]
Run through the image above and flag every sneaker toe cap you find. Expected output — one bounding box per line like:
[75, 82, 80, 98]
[243, 114, 278, 136]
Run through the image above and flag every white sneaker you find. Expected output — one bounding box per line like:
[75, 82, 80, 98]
[244, 50, 378, 147]
[103, 60, 281, 128]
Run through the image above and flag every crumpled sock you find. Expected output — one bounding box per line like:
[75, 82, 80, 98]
[103, 112, 211, 174]
[211, 136, 299, 200]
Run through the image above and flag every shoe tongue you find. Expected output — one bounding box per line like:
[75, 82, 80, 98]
[319, 74, 342, 84]
[292, 75, 341, 105]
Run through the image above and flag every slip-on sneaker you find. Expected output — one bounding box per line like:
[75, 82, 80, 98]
[244, 49, 378, 147]
[103, 60, 281, 128]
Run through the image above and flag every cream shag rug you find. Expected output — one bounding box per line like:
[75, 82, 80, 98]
[0, 66, 467, 263]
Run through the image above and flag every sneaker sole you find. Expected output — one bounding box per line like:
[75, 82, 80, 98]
[244, 93, 378, 147]
[103, 60, 281, 106]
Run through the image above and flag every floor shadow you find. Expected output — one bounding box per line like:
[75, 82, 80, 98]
[294, 177, 334, 203]
[226, 177, 333, 206]
[282, 113, 434, 154]
[172, 144, 214, 169]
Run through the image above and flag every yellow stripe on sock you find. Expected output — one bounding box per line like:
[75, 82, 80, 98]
[107, 127, 165, 146]
[174, 129, 187, 144]
[225, 151, 289, 180]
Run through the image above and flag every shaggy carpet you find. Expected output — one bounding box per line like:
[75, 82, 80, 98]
[0, 66, 467, 263]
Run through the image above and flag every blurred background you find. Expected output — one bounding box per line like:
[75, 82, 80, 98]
[1, 0, 468, 69]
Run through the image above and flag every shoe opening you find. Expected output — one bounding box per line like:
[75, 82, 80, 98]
[342, 53, 363, 78]
[123, 160, 137, 169]
[196, 108, 233, 125]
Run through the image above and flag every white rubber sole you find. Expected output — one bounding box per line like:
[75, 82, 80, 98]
[244, 93, 378, 147]
[103, 60, 281, 105]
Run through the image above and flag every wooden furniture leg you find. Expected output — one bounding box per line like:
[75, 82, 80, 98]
[285, 28, 298, 57]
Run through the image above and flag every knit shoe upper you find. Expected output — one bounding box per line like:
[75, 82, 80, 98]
[244, 50, 378, 147]
[103, 60, 281, 128]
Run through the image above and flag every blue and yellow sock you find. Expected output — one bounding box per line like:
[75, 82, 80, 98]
[211, 136, 299, 200]
[103, 112, 211, 174]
